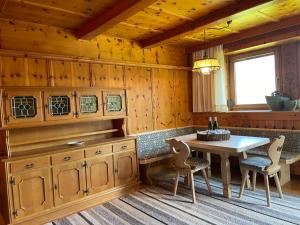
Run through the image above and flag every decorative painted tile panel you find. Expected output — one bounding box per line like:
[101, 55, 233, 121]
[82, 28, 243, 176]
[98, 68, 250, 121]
[136, 127, 194, 159]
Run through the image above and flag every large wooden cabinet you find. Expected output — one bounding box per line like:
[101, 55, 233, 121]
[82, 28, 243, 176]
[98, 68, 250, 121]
[2, 138, 138, 224]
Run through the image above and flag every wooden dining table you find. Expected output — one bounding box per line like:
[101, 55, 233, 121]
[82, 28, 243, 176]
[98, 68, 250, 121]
[167, 134, 270, 198]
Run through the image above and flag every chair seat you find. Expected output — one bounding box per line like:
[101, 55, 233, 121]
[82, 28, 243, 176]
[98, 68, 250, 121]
[186, 157, 209, 170]
[240, 156, 272, 171]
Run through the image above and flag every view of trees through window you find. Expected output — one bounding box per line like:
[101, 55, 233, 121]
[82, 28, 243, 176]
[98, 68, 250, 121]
[234, 54, 276, 105]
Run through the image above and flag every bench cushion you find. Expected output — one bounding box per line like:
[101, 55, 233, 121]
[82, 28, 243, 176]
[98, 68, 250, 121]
[248, 149, 300, 164]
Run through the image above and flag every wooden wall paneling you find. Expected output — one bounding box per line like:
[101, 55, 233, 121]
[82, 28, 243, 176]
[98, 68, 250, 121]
[174, 70, 192, 127]
[280, 42, 299, 99]
[0, 19, 187, 67]
[49, 60, 73, 87]
[71, 61, 91, 87]
[0, 56, 27, 86]
[91, 63, 124, 88]
[193, 112, 300, 130]
[152, 68, 176, 130]
[26, 58, 49, 86]
[125, 66, 153, 134]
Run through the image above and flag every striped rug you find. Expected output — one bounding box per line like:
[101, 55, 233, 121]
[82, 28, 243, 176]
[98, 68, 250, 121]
[46, 176, 300, 225]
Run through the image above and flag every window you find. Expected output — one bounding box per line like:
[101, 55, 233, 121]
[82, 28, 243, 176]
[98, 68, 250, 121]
[229, 49, 278, 110]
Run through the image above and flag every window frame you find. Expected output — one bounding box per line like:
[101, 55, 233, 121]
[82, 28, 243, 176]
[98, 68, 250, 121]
[228, 47, 280, 111]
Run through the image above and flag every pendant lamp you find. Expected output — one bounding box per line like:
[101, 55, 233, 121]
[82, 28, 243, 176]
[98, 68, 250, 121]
[192, 29, 220, 75]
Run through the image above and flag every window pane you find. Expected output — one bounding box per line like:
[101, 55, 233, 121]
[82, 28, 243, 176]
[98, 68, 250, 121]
[234, 54, 276, 105]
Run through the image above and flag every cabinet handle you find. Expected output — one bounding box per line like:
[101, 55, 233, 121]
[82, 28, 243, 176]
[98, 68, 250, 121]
[54, 184, 58, 190]
[121, 145, 127, 150]
[63, 156, 71, 161]
[95, 150, 102, 155]
[114, 168, 118, 173]
[24, 163, 34, 169]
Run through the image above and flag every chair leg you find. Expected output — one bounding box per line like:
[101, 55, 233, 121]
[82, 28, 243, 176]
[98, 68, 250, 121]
[274, 172, 283, 199]
[239, 169, 249, 198]
[187, 173, 191, 188]
[201, 169, 212, 196]
[190, 172, 196, 203]
[264, 174, 271, 207]
[252, 171, 257, 192]
[174, 170, 179, 196]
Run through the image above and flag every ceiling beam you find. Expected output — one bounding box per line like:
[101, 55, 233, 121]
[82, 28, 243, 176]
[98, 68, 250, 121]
[186, 14, 300, 53]
[224, 24, 300, 53]
[75, 0, 157, 40]
[139, 0, 273, 48]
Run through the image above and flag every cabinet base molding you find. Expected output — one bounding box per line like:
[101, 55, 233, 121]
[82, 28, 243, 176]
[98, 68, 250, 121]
[8, 183, 139, 225]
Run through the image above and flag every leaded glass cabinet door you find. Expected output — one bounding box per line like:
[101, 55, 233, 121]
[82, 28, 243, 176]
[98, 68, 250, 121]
[102, 90, 127, 116]
[76, 90, 103, 119]
[2, 89, 43, 127]
[44, 90, 76, 121]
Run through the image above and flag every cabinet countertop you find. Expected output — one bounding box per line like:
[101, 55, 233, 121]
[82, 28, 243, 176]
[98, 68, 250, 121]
[1, 136, 136, 162]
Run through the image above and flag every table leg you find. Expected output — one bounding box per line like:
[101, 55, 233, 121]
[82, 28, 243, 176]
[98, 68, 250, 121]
[239, 152, 251, 188]
[203, 152, 211, 177]
[220, 153, 231, 198]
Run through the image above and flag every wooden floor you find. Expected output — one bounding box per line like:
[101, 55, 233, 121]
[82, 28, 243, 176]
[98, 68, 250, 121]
[282, 178, 300, 195]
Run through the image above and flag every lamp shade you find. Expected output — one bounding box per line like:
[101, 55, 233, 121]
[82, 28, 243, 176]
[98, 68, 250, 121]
[192, 57, 220, 75]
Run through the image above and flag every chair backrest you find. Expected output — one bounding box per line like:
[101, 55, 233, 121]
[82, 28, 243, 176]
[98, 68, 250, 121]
[167, 138, 190, 169]
[266, 135, 285, 171]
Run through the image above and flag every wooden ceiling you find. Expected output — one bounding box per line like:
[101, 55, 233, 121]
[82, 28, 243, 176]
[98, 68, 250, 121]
[0, 0, 299, 51]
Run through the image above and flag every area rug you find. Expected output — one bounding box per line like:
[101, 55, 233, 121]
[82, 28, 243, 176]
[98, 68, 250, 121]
[46, 176, 300, 225]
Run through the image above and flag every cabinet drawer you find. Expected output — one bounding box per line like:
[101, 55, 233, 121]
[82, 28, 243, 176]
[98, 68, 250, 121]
[85, 144, 113, 158]
[113, 140, 135, 152]
[51, 150, 84, 165]
[9, 156, 50, 173]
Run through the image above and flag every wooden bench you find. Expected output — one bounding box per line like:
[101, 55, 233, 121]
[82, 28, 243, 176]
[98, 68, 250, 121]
[139, 151, 174, 185]
[247, 149, 300, 185]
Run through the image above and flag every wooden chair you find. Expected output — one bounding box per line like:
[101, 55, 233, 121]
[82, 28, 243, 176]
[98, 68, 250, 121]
[168, 138, 212, 203]
[239, 135, 285, 207]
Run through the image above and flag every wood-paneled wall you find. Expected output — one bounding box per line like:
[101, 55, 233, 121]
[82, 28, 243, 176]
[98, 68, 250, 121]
[0, 18, 192, 135]
[0, 18, 187, 66]
[193, 112, 300, 130]
[280, 41, 300, 100]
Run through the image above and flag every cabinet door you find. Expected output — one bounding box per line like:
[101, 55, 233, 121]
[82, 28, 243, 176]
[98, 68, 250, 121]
[52, 161, 86, 206]
[44, 90, 76, 121]
[86, 156, 114, 195]
[103, 90, 127, 116]
[114, 151, 137, 186]
[76, 90, 103, 119]
[2, 90, 43, 127]
[9, 168, 52, 219]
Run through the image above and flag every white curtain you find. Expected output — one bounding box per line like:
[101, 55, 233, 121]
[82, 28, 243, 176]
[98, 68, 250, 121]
[192, 45, 228, 112]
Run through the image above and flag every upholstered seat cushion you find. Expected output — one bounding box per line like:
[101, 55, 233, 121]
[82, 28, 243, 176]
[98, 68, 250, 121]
[240, 156, 272, 170]
[186, 157, 209, 170]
